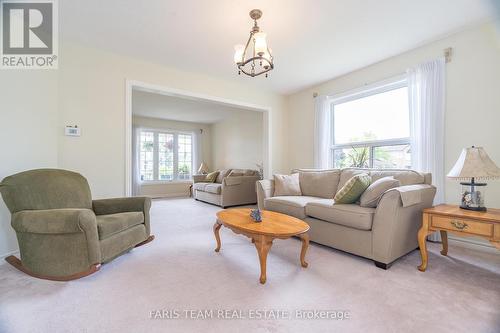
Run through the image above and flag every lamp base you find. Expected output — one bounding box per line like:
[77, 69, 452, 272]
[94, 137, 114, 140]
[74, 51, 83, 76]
[460, 205, 487, 212]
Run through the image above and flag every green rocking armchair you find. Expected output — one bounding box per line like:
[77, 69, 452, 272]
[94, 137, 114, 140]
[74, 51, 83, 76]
[0, 169, 154, 281]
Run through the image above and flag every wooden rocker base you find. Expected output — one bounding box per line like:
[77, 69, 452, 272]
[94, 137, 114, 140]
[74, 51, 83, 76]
[135, 235, 155, 247]
[5, 255, 101, 282]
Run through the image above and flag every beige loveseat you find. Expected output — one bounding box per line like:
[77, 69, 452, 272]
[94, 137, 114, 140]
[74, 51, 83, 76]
[256, 168, 436, 269]
[193, 169, 260, 208]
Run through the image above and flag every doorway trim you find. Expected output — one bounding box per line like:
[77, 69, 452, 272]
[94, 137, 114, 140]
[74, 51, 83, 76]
[125, 80, 272, 196]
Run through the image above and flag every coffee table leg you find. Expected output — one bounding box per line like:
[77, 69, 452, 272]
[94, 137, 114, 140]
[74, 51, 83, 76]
[213, 221, 222, 252]
[299, 233, 310, 268]
[254, 235, 273, 284]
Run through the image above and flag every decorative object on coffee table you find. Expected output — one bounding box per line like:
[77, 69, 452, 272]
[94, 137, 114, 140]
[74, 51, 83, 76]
[250, 209, 262, 222]
[447, 146, 500, 211]
[214, 208, 310, 284]
[417, 204, 500, 272]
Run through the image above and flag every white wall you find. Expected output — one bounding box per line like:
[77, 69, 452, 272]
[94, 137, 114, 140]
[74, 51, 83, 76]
[132, 115, 211, 197]
[287, 21, 500, 209]
[58, 43, 287, 199]
[0, 71, 58, 257]
[211, 110, 263, 171]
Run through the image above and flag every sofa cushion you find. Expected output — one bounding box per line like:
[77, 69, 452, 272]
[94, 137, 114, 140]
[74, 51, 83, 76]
[193, 182, 209, 191]
[369, 170, 425, 186]
[204, 183, 222, 194]
[274, 173, 302, 196]
[338, 169, 368, 189]
[298, 170, 340, 199]
[305, 202, 375, 230]
[97, 212, 144, 240]
[360, 176, 401, 208]
[216, 169, 232, 183]
[334, 173, 371, 204]
[265, 196, 324, 219]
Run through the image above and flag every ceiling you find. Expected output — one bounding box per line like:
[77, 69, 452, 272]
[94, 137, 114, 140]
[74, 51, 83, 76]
[132, 90, 258, 124]
[60, 0, 498, 94]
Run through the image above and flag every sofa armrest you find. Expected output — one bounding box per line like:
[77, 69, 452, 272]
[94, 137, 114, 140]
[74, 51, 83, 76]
[220, 176, 259, 207]
[92, 197, 152, 235]
[372, 184, 436, 264]
[192, 175, 207, 183]
[256, 179, 275, 210]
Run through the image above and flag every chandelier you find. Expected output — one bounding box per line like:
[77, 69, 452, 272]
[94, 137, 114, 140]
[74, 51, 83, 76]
[233, 9, 274, 78]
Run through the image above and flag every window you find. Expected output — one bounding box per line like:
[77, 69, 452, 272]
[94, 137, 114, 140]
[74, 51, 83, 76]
[139, 130, 194, 182]
[331, 79, 411, 169]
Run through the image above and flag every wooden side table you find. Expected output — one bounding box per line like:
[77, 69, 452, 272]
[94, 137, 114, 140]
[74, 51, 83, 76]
[418, 204, 500, 271]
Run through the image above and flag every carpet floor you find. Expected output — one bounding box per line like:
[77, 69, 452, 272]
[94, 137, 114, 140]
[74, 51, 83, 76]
[0, 198, 499, 333]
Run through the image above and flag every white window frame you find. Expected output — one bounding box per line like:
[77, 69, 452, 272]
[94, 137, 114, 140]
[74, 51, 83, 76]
[139, 128, 194, 184]
[329, 76, 411, 169]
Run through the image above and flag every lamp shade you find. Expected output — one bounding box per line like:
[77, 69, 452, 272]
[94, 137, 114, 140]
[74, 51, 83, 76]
[197, 162, 209, 174]
[447, 146, 500, 180]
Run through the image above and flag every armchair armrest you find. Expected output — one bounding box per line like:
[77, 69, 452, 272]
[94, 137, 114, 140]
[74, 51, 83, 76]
[192, 175, 208, 183]
[256, 179, 274, 210]
[92, 197, 152, 235]
[12, 208, 97, 235]
[12, 208, 101, 267]
[92, 197, 151, 215]
[372, 184, 436, 264]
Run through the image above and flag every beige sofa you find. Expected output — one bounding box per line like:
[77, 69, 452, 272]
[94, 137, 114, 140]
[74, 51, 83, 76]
[193, 169, 260, 208]
[256, 168, 436, 269]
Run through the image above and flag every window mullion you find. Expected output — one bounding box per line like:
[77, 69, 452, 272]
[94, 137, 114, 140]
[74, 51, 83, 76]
[153, 132, 159, 181]
[369, 146, 374, 168]
[173, 134, 179, 181]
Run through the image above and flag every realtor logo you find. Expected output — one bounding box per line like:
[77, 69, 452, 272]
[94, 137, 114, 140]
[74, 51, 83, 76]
[1, 0, 58, 69]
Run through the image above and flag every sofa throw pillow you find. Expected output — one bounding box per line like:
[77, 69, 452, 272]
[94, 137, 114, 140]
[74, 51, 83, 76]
[360, 176, 400, 208]
[228, 170, 245, 177]
[204, 171, 219, 183]
[334, 173, 371, 204]
[215, 169, 232, 183]
[274, 173, 302, 196]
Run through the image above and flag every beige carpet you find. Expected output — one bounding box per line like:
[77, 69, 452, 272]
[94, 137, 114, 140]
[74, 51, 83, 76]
[0, 198, 499, 333]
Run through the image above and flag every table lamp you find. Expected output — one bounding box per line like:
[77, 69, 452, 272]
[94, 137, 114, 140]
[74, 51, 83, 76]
[197, 162, 209, 175]
[447, 146, 500, 211]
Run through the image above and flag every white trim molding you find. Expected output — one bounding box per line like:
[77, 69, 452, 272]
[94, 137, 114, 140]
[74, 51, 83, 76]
[125, 80, 272, 196]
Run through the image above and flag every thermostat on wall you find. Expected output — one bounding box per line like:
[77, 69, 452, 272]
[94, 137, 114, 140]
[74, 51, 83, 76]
[65, 125, 81, 137]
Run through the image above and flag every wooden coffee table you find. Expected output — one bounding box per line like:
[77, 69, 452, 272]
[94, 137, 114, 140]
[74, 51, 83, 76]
[214, 208, 310, 284]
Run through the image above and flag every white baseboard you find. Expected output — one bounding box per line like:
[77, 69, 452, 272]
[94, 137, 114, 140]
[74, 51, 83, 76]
[148, 193, 190, 199]
[448, 235, 497, 252]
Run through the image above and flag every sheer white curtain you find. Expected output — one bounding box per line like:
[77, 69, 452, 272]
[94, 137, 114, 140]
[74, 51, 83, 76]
[192, 129, 203, 175]
[313, 95, 332, 169]
[407, 57, 445, 241]
[132, 126, 143, 196]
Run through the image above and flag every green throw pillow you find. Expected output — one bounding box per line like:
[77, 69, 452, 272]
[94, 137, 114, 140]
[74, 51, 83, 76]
[334, 173, 371, 204]
[205, 171, 219, 183]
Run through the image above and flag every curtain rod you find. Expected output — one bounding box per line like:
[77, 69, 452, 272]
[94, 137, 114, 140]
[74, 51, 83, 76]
[313, 47, 452, 98]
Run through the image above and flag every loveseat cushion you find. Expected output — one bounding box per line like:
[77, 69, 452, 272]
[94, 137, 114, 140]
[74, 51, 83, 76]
[193, 182, 209, 191]
[264, 196, 324, 219]
[204, 183, 222, 194]
[97, 212, 144, 240]
[305, 202, 375, 231]
[298, 170, 340, 198]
